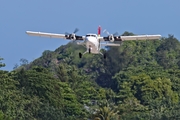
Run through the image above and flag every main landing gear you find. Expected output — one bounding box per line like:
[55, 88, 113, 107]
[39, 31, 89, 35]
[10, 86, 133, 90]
[79, 52, 106, 59]
[79, 48, 91, 58]
[79, 52, 82, 58]
[103, 53, 106, 59]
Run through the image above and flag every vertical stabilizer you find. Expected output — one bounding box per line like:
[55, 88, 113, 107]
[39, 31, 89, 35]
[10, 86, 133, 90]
[98, 26, 101, 37]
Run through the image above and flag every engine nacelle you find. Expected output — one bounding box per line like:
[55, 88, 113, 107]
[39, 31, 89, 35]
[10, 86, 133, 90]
[108, 34, 114, 42]
[69, 34, 76, 40]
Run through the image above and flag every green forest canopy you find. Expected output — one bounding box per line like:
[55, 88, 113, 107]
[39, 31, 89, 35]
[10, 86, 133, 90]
[1, 33, 180, 119]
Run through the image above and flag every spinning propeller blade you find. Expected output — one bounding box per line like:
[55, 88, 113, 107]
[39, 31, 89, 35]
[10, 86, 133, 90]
[103, 29, 118, 36]
[65, 32, 70, 35]
[65, 28, 79, 35]
[73, 28, 79, 33]
[103, 29, 110, 35]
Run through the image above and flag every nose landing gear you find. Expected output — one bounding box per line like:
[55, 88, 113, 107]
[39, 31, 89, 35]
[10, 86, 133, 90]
[88, 47, 92, 54]
[88, 45, 92, 54]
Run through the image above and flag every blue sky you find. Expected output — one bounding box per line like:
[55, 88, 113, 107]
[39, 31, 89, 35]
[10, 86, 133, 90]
[0, 0, 180, 71]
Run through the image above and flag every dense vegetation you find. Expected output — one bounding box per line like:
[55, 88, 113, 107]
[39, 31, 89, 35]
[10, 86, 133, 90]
[1, 33, 180, 119]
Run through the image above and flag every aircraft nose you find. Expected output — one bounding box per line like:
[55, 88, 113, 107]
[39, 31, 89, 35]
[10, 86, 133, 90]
[85, 37, 90, 41]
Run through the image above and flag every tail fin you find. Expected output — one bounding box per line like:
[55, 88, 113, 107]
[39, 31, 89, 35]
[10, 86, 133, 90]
[98, 25, 101, 37]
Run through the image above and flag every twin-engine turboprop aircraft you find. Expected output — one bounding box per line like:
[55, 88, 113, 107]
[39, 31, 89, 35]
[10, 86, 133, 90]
[26, 26, 161, 59]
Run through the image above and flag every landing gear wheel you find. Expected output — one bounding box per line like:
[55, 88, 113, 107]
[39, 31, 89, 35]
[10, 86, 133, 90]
[79, 52, 82, 58]
[103, 53, 106, 59]
[88, 48, 91, 54]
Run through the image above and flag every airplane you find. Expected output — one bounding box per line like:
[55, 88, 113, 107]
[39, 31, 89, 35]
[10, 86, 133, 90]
[26, 26, 161, 59]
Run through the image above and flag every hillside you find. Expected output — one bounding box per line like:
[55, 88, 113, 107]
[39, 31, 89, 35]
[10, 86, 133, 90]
[1, 32, 180, 119]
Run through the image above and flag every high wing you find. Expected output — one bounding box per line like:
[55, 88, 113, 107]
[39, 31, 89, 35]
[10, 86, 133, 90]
[99, 34, 161, 41]
[26, 31, 85, 40]
[120, 35, 161, 41]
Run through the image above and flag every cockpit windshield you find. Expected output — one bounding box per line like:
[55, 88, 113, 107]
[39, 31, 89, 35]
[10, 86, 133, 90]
[86, 34, 97, 37]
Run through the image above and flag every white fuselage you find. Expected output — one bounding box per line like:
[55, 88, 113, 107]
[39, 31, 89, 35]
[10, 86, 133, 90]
[84, 34, 100, 54]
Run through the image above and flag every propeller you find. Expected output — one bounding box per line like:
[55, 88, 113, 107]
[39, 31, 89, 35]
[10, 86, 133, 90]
[65, 32, 70, 35]
[65, 28, 79, 35]
[65, 28, 79, 41]
[103, 29, 110, 35]
[103, 29, 119, 36]
[103, 29, 119, 42]
[73, 28, 79, 34]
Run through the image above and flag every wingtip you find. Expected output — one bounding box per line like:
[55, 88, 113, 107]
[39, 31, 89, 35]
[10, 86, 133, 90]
[26, 31, 32, 34]
[26, 31, 33, 34]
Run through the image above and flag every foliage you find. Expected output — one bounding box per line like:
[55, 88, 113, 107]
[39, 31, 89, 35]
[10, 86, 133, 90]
[93, 100, 119, 120]
[0, 57, 5, 68]
[1, 33, 180, 119]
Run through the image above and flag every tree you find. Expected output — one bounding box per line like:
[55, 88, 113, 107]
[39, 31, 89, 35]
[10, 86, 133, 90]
[0, 57, 5, 68]
[13, 66, 85, 119]
[156, 35, 180, 69]
[2, 32, 180, 119]
[0, 70, 22, 119]
[121, 31, 134, 36]
[13, 63, 19, 70]
[93, 100, 119, 120]
[56, 64, 69, 82]
[20, 58, 28, 66]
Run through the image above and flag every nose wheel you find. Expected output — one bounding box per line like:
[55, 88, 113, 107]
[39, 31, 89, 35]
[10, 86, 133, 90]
[88, 48, 91, 53]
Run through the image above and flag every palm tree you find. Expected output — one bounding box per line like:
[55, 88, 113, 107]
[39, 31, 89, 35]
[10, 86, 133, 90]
[93, 100, 119, 120]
